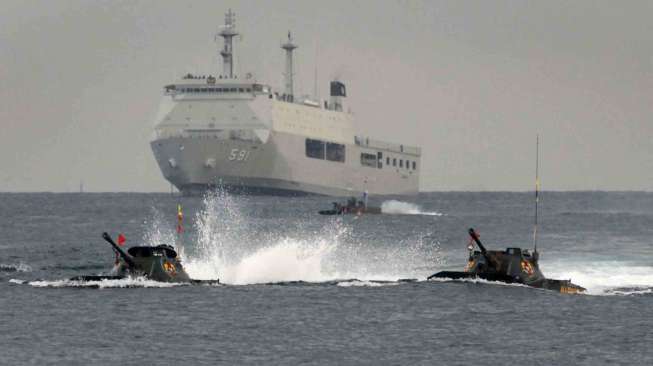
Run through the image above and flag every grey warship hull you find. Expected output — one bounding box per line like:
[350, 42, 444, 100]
[152, 130, 420, 196]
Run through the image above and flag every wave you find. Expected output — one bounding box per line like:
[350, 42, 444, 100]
[427, 276, 532, 289]
[380, 200, 443, 216]
[603, 287, 653, 296]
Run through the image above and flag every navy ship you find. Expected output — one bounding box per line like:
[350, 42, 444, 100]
[151, 10, 421, 196]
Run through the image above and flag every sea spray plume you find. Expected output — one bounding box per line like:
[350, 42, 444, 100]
[139, 192, 444, 284]
[141, 206, 178, 249]
[230, 218, 351, 284]
[338, 229, 443, 280]
[169, 190, 441, 284]
[185, 188, 248, 280]
[183, 190, 353, 284]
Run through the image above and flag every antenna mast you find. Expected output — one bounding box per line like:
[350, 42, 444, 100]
[217, 9, 238, 78]
[281, 31, 298, 102]
[313, 40, 319, 100]
[533, 135, 540, 253]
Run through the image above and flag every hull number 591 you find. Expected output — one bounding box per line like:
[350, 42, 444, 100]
[228, 149, 251, 161]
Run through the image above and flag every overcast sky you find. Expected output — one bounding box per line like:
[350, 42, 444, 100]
[1, 0, 651, 192]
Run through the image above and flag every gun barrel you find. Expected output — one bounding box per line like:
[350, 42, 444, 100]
[102, 232, 136, 268]
[468, 228, 487, 254]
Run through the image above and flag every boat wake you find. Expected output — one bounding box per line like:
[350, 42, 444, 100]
[380, 200, 443, 216]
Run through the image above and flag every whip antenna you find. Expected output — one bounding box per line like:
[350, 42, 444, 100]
[533, 135, 540, 253]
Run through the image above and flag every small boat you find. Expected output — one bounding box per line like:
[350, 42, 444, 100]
[318, 197, 381, 215]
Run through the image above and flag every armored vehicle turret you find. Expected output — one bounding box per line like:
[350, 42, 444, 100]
[428, 228, 585, 294]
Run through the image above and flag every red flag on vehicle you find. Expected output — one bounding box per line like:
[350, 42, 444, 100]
[117, 233, 126, 246]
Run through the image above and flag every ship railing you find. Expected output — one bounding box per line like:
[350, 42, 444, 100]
[154, 128, 260, 142]
[354, 136, 421, 156]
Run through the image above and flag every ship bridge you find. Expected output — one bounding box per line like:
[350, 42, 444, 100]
[164, 74, 271, 99]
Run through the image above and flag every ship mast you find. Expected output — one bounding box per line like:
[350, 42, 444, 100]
[281, 31, 298, 102]
[217, 9, 238, 79]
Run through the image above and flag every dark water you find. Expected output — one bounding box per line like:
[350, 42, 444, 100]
[2, 192, 653, 365]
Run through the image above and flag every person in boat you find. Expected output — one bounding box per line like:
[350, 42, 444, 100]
[332, 202, 343, 214]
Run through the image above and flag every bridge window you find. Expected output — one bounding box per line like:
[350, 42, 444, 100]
[386, 157, 390, 165]
[306, 139, 325, 159]
[412, 161, 416, 170]
[377, 152, 383, 169]
[393, 158, 396, 167]
[399, 160, 403, 168]
[326, 143, 345, 162]
[360, 153, 377, 168]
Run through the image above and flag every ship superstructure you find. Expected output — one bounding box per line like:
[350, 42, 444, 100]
[151, 10, 421, 196]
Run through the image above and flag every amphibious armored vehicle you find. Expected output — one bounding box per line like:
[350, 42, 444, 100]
[71, 233, 218, 284]
[428, 228, 585, 294]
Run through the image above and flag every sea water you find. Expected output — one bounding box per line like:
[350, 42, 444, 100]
[1, 192, 652, 365]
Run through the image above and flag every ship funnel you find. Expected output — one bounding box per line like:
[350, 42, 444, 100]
[330, 81, 346, 111]
[281, 31, 298, 102]
[217, 9, 239, 78]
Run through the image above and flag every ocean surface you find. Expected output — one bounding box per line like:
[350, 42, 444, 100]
[1, 191, 652, 365]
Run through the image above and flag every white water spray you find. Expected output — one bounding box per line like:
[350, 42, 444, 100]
[381, 200, 443, 216]
[543, 261, 653, 296]
[145, 191, 443, 285]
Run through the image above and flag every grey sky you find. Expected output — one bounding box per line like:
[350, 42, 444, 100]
[1, 0, 651, 192]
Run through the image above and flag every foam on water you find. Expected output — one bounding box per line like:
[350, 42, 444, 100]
[336, 280, 401, 287]
[381, 200, 443, 216]
[23, 277, 186, 288]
